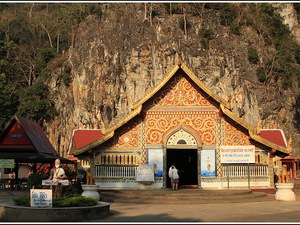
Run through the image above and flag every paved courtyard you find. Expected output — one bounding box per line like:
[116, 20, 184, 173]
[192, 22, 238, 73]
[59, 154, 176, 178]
[95, 196, 300, 223]
[2, 190, 300, 223]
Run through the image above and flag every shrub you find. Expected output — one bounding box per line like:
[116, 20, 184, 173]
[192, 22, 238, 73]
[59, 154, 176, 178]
[178, 16, 191, 31]
[13, 195, 97, 207]
[13, 196, 30, 207]
[294, 44, 300, 64]
[220, 4, 237, 26]
[282, 78, 291, 90]
[36, 47, 57, 70]
[257, 67, 266, 82]
[163, 3, 182, 14]
[26, 173, 48, 190]
[230, 24, 241, 35]
[199, 24, 214, 49]
[248, 47, 259, 64]
[60, 195, 97, 207]
[199, 24, 214, 40]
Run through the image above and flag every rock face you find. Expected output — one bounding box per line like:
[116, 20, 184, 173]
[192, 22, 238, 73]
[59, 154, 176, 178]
[44, 3, 300, 158]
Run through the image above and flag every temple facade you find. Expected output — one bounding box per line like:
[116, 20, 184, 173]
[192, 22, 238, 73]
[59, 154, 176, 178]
[70, 63, 291, 190]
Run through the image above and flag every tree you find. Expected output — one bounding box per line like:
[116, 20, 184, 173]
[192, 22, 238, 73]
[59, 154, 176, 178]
[0, 75, 18, 130]
[17, 80, 57, 124]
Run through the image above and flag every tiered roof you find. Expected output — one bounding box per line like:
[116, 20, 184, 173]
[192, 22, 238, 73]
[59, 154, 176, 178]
[72, 63, 290, 156]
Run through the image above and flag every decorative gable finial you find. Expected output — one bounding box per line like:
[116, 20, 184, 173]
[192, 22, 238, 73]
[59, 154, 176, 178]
[256, 119, 263, 134]
[229, 95, 235, 110]
[287, 135, 293, 152]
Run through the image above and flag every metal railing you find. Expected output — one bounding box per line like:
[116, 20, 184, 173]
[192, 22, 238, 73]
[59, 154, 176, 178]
[95, 165, 138, 178]
[222, 164, 269, 177]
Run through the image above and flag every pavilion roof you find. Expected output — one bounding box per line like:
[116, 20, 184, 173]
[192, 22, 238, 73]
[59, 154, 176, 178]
[0, 115, 75, 164]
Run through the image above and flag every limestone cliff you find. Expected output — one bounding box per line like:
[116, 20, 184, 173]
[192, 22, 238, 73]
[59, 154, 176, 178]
[44, 3, 300, 157]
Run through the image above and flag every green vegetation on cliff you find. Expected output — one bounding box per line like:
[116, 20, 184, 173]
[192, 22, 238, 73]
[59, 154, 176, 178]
[0, 3, 101, 130]
[0, 2, 300, 132]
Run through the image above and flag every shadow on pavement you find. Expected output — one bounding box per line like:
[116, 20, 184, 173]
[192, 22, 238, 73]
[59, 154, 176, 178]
[98, 210, 201, 222]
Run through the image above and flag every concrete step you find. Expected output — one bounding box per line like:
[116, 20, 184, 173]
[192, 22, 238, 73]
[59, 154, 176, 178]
[100, 189, 253, 196]
[100, 189, 274, 204]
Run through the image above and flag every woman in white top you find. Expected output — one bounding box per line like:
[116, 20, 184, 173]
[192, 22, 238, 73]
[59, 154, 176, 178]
[168, 164, 179, 191]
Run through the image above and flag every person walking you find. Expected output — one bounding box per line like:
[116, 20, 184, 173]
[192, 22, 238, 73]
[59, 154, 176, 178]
[168, 164, 179, 191]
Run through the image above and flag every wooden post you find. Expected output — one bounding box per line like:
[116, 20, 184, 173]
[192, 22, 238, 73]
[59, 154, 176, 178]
[248, 163, 250, 189]
[15, 161, 19, 189]
[293, 161, 297, 179]
[227, 164, 229, 189]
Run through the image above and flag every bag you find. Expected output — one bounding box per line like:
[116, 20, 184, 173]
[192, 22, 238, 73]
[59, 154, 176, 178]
[173, 170, 179, 179]
[168, 168, 173, 178]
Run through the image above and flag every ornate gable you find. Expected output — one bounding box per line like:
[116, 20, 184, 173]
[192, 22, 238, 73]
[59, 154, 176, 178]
[150, 75, 215, 108]
[72, 63, 290, 156]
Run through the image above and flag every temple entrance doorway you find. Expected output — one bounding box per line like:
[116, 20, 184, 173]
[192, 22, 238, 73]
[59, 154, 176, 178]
[166, 148, 198, 189]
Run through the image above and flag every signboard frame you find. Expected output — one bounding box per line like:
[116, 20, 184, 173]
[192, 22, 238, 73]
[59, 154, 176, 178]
[0, 159, 15, 168]
[220, 145, 255, 164]
[136, 164, 154, 182]
[30, 189, 52, 208]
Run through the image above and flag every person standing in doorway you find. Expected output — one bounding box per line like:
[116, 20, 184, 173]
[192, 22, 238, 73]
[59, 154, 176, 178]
[168, 164, 179, 191]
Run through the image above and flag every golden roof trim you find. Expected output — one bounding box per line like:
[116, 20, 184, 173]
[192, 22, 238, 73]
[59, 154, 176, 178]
[131, 63, 232, 110]
[73, 104, 143, 156]
[180, 64, 231, 109]
[103, 105, 142, 135]
[131, 65, 180, 110]
[73, 105, 143, 155]
[249, 130, 290, 154]
[220, 104, 289, 154]
[220, 104, 257, 132]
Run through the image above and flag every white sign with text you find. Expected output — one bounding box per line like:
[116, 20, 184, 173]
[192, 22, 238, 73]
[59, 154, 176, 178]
[136, 164, 154, 182]
[220, 145, 255, 163]
[42, 180, 70, 186]
[30, 189, 52, 207]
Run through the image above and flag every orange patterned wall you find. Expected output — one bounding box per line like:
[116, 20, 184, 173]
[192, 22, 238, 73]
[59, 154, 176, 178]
[225, 120, 251, 146]
[146, 114, 217, 145]
[104, 118, 140, 148]
[151, 75, 215, 107]
[145, 74, 219, 146]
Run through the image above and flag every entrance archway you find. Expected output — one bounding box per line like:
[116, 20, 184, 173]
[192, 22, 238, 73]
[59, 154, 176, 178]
[164, 128, 200, 189]
[166, 148, 198, 188]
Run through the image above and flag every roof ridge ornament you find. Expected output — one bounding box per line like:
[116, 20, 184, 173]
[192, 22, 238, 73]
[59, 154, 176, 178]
[287, 135, 293, 152]
[256, 119, 263, 135]
[229, 95, 235, 110]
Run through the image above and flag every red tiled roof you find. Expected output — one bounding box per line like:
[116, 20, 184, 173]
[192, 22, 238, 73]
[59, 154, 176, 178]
[259, 129, 287, 148]
[0, 115, 75, 164]
[73, 130, 104, 150]
[0, 115, 58, 155]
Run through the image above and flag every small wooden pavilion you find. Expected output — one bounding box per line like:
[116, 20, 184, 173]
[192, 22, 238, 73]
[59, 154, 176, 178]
[281, 153, 300, 180]
[0, 115, 75, 188]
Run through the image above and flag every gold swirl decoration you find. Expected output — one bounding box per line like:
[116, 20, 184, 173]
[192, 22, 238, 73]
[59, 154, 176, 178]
[225, 134, 251, 146]
[151, 75, 213, 107]
[146, 116, 216, 145]
[224, 120, 251, 146]
[225, 121, 241, 133]
[108, 120, 139, 148]
[115, 133, 139, 147]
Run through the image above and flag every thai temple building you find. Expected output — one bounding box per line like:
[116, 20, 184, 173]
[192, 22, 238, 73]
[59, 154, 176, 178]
[69, 63, 291, 190]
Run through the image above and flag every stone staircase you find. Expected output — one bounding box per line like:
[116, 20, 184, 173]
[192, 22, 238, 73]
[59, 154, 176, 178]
[99, 189, 275, 204]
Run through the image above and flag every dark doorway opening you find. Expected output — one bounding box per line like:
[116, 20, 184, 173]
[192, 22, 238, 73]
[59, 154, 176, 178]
[166, 148, 198, 188]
